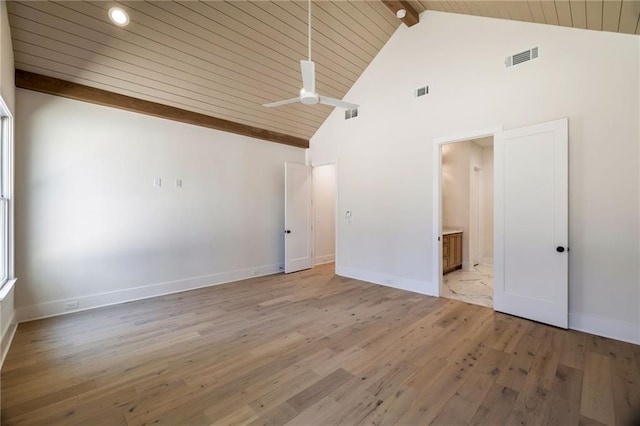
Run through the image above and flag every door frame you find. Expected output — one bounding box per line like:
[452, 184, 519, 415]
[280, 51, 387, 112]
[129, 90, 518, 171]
[432, 126, 502, 297]
[309, 159, 339, 269]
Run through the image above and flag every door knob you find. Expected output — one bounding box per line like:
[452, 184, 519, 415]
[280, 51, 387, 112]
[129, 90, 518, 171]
[285, 230, 291, 234]
[556, 246, 565, 253]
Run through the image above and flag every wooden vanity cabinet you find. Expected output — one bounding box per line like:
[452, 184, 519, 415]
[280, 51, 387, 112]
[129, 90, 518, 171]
[443, 232, 462, 274]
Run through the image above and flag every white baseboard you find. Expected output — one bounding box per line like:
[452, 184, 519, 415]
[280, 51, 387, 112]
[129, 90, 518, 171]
[569, 312, 639, 345]
[314, 254, 335, 265]
[14, 263, 639, 349]
[482, 257, 494, 266]
[17, 264, 283, 323]
[336, 265, 435, 296]
[1, 310, 17, 367]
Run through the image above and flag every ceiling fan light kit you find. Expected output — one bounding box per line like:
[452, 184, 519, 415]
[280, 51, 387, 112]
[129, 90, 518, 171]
[263, 0, 359, 111]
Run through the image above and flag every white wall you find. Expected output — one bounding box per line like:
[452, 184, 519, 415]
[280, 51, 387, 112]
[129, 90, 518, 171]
[15, 89, 305, 320]
[309, 11, 640, 344]
[313, 164, 335, 265]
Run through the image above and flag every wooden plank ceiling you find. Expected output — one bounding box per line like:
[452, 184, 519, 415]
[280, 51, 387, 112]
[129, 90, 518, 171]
[8, 1, 640, 144]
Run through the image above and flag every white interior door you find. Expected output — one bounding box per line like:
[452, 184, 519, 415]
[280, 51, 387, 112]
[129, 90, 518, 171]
[494, 118, 568, 328]
[470, 166, 481, 267]
[284, 162, 313, 273]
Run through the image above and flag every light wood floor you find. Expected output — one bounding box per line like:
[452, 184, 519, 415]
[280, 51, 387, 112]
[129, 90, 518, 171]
[2, 264, 639, 425]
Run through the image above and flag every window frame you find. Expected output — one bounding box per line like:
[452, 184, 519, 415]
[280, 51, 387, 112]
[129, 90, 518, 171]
[0, 95, 14, 290]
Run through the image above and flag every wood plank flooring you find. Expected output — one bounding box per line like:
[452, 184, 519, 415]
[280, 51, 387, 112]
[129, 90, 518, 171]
[2, 264, 639, 425]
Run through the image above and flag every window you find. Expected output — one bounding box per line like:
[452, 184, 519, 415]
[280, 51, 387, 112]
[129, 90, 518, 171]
[0, 102, 12, 288]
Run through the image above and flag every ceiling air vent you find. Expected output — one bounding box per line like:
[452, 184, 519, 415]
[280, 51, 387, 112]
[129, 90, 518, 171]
[345, 108, 358, 120]
[505, 46, 539, 68]
[415, 85, 429, 97]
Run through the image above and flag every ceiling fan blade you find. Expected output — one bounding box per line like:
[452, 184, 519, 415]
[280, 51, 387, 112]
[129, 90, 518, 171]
[318, 96, 359, 110]
[263, 98, 299, 108]
[300, 60, 315, 94]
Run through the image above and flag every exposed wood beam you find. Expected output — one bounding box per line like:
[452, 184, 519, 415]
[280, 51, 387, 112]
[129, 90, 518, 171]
[381, 0, 420, 27]
[15, 70, 309, 149]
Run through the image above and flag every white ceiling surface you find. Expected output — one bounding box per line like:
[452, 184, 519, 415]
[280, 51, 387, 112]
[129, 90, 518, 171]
[8, 1, 640, 142]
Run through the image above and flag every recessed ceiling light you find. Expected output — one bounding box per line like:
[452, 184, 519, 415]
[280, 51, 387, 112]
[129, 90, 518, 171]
[108, 7, 129, 26]
[396, 9, 407, 19]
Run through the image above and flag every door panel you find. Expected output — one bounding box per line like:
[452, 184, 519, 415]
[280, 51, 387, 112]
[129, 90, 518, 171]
[494, 118, 568, 328]
[284, 162, 313, 273]
[470, 167, 481, 266]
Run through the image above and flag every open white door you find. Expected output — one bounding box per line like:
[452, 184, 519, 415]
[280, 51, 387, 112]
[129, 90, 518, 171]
[284, 162, 313, 273]
[470, 166, 481, 267]
[494, 118, 568, 328]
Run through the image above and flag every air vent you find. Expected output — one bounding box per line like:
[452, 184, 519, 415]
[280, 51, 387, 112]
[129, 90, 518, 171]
[415, 85, 429, 97]
[345, 108, 358, 120]
[505, 46, 539, 68]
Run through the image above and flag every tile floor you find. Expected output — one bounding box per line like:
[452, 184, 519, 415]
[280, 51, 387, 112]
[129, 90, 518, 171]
[442, 264, 493, 308]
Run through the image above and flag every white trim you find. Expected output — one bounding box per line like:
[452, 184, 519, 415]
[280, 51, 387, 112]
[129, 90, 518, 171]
[432, 126, 502, 298]
[0, 277, 16, 301]
[482, 257, 494, 266]
[569, 312, 640, 345]
[17, 264, 282, 322]
[336, 265, 435, 296]
[314, 254, 335, 265]
[433, 127, 503, 146]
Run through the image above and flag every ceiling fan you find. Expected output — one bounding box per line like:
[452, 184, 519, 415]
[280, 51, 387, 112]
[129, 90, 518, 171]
[263, 0, 359, 110]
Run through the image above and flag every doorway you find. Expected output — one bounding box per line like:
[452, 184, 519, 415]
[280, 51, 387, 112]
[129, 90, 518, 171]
[312, 164, 336, 270]
[284, 162, 337, 274]
[432, 119, 568, 328]
[439, 137, 494, 308]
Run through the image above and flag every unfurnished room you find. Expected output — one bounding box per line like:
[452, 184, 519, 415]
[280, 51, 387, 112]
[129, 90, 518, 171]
[0, 0, 639, 425]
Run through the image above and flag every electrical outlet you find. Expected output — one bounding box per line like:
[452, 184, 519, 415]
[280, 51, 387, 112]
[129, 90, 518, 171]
[153, 177, 162, 188]
[175, 179, 182, 188]
[65, 300, 79, 311]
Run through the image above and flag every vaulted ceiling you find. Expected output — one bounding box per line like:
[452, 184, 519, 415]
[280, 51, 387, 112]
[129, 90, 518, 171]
[8, 1, 640, 144]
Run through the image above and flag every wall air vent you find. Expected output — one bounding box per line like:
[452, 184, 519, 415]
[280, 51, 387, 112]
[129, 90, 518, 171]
[505, 46, 539, 68]
[415, 85, 429, 97]
[345, 108, 358, 120]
